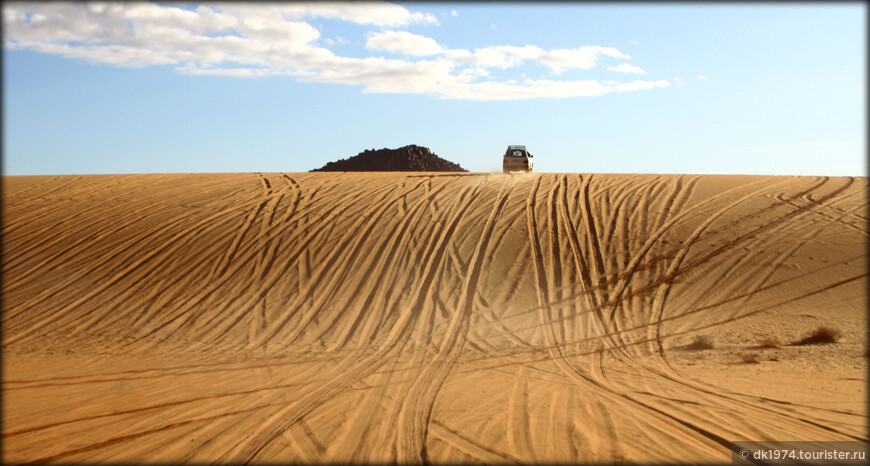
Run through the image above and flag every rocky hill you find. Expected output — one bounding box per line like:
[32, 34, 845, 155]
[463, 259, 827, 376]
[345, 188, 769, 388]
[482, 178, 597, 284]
[311, 145, 467, 172]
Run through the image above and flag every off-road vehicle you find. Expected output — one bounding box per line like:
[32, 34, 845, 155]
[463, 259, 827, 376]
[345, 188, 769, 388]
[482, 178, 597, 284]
[503, 145, 534, 173]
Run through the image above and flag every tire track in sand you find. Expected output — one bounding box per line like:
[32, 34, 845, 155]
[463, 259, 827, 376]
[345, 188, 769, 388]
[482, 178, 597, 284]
[2, 175, 276, 341]
[525, 174, 734, 458]
[532, 175, 861, 445]
[220, 178, 486, 463]
[396, 178, 511, 464]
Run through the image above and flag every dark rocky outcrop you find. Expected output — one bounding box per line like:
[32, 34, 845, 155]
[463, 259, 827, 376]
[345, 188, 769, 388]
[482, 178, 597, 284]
[311, 145, 467, 172]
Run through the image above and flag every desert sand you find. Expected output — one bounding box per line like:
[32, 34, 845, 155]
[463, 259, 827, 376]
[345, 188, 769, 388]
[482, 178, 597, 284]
[2, 172, 867, 463]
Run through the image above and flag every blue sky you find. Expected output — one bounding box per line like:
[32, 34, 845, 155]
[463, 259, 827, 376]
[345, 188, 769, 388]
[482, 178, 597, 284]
[3, 2, 866, 176]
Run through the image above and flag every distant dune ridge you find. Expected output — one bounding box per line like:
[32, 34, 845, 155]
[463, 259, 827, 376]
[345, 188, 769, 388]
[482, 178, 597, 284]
[311, 144, 467, 172]
[2, 172, 866, 463]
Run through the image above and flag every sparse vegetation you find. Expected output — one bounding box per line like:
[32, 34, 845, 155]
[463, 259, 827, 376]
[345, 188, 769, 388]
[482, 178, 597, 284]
[758, 336, 782, 348]
[687, 334, 714, 350]
[741, 353, 760, 364]
[793, 326, 842, 345]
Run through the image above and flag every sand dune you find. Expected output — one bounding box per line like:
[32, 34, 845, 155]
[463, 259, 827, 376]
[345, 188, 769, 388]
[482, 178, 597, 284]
[2, 172, 867, 463]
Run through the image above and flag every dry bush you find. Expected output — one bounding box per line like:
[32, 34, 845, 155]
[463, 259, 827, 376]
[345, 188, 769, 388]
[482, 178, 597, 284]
[741, 353, 760, 364]
[793, 326, 842, 345]
[758, 337, 782, 348]
[687, 334, 714, 350]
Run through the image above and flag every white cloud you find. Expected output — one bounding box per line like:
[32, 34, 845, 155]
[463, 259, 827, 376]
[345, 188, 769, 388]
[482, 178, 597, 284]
[443, 45, 630, 74]
[429, 78, 669, 101]
[612, 79, 670, 93]
[451, 10, 458, 17]
[366, 30, 442, 56]
[324, 36, 349, 46]
[182, 66, 283, 77]
[3, 2, 670, 101]
[444, 47, 526, 69]
[3, 2, 320, 68]
[226, 2, 439, 27]
[532, 46, 629, 74]
[674, 77, 683, 86]
[697, 75, 708, 80]
[607, 63, 646, 74]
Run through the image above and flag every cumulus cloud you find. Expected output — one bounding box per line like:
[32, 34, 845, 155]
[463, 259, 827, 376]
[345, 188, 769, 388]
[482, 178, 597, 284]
[612, 79, 670, 93]
[3, 2, 670, 101]
[442, 45, 628, 74]
[443, 47, 524, 69]
[697, 75, 708, 80]
[607, 63, 646, 74]
[536, 46, 629, 74]
[324, 36, 349, 46]
[366, 30, 442, 56]
[428, 78, 669, 101]
[237, 2, 439, 27]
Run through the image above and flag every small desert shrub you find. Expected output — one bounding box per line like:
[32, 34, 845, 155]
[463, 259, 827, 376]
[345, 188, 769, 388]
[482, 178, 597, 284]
[688, 334, 714, 350]
[758, 337, 782, 348]
[741, 353, 760, 364]
[794, 326, 842, 345]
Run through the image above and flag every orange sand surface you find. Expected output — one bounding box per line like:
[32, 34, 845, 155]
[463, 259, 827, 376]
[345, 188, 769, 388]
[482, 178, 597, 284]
[2, 172, 867, 463]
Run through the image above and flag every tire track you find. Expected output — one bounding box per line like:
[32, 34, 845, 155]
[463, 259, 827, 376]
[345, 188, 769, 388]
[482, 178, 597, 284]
[3, 176, 283, 344]
[649, 177, 851, 361]
[221, 177, 486, 463]
[526, 174, 737, 457]
[396, 178, 510, 464]
[486, 175, 799, 344]
[505, 374, 534, 458]
[4, 172, 864, 463]
[129, 177, 398, 351]
[3, 175, 61, 199]
[244, 179, 417, 350]
[429, 419, 520, 463]
[318, 177, 455, 349]
[2, 181, 253, 298]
